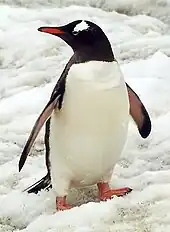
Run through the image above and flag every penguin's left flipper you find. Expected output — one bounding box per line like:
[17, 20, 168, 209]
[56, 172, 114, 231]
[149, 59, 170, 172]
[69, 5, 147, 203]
[18, 94, 61, 172]
[126, 83, 151, 138]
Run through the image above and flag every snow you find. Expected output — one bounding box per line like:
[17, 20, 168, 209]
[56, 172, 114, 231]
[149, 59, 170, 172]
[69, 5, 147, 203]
[1, 0, 170, 231]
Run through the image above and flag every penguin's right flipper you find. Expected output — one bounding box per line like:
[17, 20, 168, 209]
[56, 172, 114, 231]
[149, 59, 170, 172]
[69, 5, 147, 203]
[18, 94, 61, 172]
[25, 119, 52, 194]
[24, 173, 52, 194]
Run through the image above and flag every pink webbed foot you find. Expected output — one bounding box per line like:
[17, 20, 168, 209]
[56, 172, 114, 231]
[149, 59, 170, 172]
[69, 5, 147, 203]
[56, 196, 72, 211]
[97, 182, 132, 201]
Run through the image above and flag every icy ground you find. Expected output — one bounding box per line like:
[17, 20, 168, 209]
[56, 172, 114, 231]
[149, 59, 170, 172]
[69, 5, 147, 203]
[1, 0, 170, 231]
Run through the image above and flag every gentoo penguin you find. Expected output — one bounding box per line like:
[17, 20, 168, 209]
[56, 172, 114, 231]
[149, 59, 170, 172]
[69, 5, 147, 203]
[19, 20, 151, 211]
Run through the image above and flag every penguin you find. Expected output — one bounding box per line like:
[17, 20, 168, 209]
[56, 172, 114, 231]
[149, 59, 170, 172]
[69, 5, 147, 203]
[19, 20, 151, 211]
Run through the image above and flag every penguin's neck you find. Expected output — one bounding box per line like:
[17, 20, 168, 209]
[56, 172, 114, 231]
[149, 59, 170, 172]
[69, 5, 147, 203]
[74, 43, 115, 63]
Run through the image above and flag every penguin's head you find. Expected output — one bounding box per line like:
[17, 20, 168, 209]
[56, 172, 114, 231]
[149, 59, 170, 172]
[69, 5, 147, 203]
[38, 20, 114, 62]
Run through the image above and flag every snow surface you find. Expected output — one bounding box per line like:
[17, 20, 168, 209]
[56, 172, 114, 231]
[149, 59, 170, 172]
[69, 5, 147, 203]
[1, 0, 170, 231]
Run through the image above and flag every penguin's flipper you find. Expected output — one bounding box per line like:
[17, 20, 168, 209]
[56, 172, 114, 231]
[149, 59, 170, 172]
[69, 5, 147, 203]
[18, 94, 61, 172]
[126, 83, 151, 138]
[24, 173, 52, 194]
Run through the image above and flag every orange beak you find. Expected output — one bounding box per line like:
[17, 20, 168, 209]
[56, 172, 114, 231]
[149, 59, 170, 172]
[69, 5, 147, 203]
[38, 27, 64, 35]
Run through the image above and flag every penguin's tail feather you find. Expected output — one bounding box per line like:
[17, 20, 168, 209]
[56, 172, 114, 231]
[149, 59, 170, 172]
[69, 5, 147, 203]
[24, 173, 52, 194]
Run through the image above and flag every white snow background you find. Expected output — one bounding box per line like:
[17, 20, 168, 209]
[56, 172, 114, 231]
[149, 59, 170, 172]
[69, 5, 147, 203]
[1, 0, 170, 231]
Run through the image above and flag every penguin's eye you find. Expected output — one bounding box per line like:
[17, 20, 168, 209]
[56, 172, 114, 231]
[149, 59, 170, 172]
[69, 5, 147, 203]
[72, 30, 79, 36]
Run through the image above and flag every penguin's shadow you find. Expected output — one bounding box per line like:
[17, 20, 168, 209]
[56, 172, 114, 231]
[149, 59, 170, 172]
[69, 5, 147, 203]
[67, 185, 99, 206]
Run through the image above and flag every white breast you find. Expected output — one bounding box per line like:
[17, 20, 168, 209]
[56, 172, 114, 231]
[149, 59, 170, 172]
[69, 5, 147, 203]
[49, 61, 130, 196]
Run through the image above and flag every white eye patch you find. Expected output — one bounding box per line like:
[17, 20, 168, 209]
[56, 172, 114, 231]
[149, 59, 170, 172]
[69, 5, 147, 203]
[73, 21, 89, 33]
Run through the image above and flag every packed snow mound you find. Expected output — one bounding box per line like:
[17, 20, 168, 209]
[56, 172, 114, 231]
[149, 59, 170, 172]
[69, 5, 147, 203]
[1, 0, 170, 26]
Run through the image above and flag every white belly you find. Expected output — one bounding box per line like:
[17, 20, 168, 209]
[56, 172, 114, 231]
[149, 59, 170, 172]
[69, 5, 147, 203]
[49, 61, 129, 196]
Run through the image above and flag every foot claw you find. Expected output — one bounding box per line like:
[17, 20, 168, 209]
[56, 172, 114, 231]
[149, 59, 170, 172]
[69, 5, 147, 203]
[56, 204, 72, 211]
